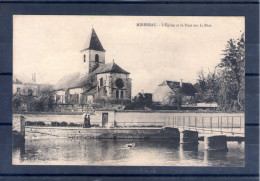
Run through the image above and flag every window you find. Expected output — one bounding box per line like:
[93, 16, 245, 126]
[17, 88, 20, 93]
[76, 94, 79, 103]
[121, 90, 124, 98]
[100, 78, 103, 87]
[95, 54, 99, 63]
[84, 55, 86, 62]
[28, 89, 33, 95]
[116, 90, 119, 99]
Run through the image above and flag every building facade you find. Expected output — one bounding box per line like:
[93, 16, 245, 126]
[54, 28, 132, 104]
[13, 73, 39, 96]
[152, 80, 197, 106]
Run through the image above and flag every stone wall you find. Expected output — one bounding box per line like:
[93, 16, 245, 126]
[13, 112, 245, 130]
[53, 104, 95, 113]
[25, 127, 180, 139]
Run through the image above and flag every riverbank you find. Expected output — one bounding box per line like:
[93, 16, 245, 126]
[25, 126, 180, 140]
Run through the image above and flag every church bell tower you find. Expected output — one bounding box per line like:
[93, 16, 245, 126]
[80, 28, 106, 76]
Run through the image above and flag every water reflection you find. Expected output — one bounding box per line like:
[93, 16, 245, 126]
[12, 139, 244, 166]
[204, 150, 228, 166]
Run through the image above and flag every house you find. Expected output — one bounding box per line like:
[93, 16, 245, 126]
[54, 28, 132, 104]
[152, 80, 197, 105]
[13, 73, 39, 96]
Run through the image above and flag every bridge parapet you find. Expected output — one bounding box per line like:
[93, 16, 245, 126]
[165, 115, 244, 136]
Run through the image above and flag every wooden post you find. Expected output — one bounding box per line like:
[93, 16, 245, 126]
[227, 117, 229, 131]
[195, 117, 197, 130]
[218, 117, 219, 129]
[220, 117, 222, 133]
[240, 117, 242, 131]
[231, 117, 233, 134]
[202, 117, 204, 130]
[210, 117, 212, 132]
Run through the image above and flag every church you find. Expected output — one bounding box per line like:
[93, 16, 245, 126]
[54, 28, 132, 104]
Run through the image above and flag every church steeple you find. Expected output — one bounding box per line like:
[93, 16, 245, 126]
[81, 28, 105, 52]
[80, 28, 106, 76]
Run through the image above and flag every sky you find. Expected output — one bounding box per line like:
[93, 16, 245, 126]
[13, 15, 244, 96]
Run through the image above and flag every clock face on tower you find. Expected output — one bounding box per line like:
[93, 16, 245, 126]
[115, 78, 124, 89]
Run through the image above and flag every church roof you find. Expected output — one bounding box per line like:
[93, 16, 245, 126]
[159, 80, 197, 96]
[95, 62, 130, 74]
[81, 28, 105, 52]
[54, 62, 129, 91]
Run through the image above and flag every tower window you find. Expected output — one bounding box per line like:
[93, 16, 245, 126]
[116, 90, 119, 99]
[84, 55, 86, 62]
[95, 54, 99, 63]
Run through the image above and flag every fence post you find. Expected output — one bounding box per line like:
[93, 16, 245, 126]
[195, 117, 197, 130]
[227, 117, 229, 131]
[240, 117, 242, 131]
[218, 117, 219, 129]
[183, 117, 185, 129]
[231, 117, 233, 134]
[210, 117, 212, 132]
[202, 117, 204, 132]
[220, 117, 222, 133]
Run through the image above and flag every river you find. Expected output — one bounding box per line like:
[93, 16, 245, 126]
[12, 138, 244, 166]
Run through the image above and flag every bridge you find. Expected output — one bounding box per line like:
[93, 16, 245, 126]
[163, 115, 244, 151]
[14, 114, 245, 151]
[164, 115, 244, 135]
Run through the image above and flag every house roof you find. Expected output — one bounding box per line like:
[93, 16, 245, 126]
[159, 80, 197, 96]
[54, 62, 129, 91]
[13, 73, 36, 84]
[81, 28, 105, 52]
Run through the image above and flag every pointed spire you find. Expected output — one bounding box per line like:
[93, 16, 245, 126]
[81, 28, 105, 52]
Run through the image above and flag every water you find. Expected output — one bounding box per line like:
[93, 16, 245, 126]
[12, 139, 244, 166]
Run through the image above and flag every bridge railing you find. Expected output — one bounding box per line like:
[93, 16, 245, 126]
[165, 116, 244, 135]
[116, 122, 165, 127]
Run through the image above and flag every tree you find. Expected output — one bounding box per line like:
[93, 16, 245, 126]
[195, 67, 219, 103]
[194, 33, 245, 111]
[218, 34, 245, 111]
[12, 84, 55, 112]
[163, 88, 183, 110]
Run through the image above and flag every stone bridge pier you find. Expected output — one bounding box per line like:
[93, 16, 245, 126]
[180, 130, 199, 144]
[178, 129, 228, 151]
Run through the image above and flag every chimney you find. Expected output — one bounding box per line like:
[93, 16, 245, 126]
[180, 79, 183, 87]
[32, 73, 36, 83]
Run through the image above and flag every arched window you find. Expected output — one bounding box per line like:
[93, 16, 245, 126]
[121, 90, 124, 98]
[95, 54, 99, 63]
[83, 54, 86, 62]
[116, 90, 119, 99]
[100, 78, 103, 87]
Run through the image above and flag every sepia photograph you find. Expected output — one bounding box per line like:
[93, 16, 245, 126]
[12, 15, 245, 166]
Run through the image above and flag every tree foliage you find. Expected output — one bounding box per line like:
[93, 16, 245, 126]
[12, 84, 55, 112]
[163, 89, 183, 110]
[195, 33, 245, 111]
